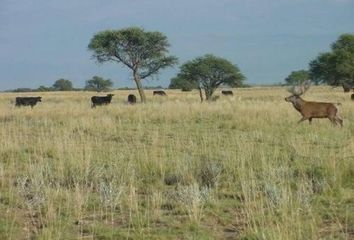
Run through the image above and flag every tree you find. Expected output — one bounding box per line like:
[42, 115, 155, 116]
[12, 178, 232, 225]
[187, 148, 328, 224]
[53, 79, 73, 91]
[309, 52, 340, 85]
[173, 54, 245, 101]
[309, 33, 354, 87]
[285, 70, 309, 85]
[85, 76, 113, 92]
[88, 27, 178, 102]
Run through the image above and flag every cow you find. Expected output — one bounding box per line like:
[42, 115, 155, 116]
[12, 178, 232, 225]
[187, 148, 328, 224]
[91, 94, 114, 108]
[221, 90, 233, 96]
[285, 81, 343, 127]
[15, 97, 42, 108]
[153, 90, 167, 96]
[351, 94, 354, 101]
[127, 94, 137, 104]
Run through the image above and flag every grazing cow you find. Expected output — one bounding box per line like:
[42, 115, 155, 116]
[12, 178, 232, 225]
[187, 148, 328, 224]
[153, 90, 167, 96]
[285, 81, 343, 127]
[221, 90, 233, 96]
[351, 94, 354, 101]
[15, 97, 42, 108]
[127, 94, 137, 104]
[91, 94, 114, 108]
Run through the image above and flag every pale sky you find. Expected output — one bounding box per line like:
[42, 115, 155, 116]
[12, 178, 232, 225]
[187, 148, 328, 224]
[1, 0, 354, 90]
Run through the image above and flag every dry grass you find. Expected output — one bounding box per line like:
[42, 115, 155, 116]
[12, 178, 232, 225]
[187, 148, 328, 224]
[0, 86, 353, 239]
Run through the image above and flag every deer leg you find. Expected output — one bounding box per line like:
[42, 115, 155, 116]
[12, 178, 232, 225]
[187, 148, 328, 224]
[298, 117, 308, 124]
[328, 117, 337, 126]
[335, 116, 343, 127]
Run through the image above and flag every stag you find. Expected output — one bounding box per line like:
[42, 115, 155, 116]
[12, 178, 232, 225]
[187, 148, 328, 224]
[285, 81, 343, 126]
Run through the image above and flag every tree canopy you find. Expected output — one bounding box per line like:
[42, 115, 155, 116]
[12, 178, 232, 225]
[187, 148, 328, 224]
[285, 70, 309, 85]
[88, 27, 178, 102]
[172, 54, 245, 101]
[85, 76, 113, 92]
[168, 76, 197, 91]
[52, 79, 73, 91]
[309, 33, 354, 86]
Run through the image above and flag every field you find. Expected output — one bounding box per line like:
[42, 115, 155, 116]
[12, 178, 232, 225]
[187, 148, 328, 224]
[0, 87, 353, 239]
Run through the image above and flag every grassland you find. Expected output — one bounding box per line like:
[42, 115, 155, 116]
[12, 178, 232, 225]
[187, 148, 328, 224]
[0, 87, 353, 239]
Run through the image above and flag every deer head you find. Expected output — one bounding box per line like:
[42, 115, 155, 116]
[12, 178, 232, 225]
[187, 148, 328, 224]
[285, 80, 311, 103]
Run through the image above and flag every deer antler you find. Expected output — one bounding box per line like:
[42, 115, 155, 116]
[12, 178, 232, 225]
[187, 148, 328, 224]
[288, 80, 311, 96]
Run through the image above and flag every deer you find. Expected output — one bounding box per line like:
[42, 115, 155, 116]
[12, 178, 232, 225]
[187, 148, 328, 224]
[285, 81, 343, 127]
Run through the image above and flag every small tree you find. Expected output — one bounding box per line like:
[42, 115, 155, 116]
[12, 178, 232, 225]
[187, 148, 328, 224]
[85, 76, 113, 92]
[88, 27, 178, 102]
[53, 79, 73, 91]
[173, 54, 245, 101]
[285, 70, 309, 85]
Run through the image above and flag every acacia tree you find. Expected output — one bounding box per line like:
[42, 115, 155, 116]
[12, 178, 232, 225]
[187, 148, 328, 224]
[85, 76, 113, 92]
[173, 54, 245, 101]
[88, 27, 178, 102]
[309, 34, 354, 87]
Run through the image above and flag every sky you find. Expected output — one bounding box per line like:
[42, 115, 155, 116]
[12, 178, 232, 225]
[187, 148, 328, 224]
[0, 0, 354, 90]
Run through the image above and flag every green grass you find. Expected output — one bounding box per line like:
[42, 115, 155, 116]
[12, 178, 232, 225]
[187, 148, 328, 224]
[0, 87, 353, 239]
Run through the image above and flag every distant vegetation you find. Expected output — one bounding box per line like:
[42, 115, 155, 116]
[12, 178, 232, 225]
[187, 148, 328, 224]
[52, 78, 73, 91]
[7, 31, 354, 95]
[284, 33, 354, 89]
[5, 77, 116, 93]
[309, 34, 354, 87]
[85, 76, 113, 92]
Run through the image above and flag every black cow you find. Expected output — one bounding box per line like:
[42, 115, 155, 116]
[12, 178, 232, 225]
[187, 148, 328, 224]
[127, 94, 137, 104]
[91, 94, 114, 108]
[153, 90, 167, 96]
[221, 90, 233, 96]
[15, 97, 42, 108]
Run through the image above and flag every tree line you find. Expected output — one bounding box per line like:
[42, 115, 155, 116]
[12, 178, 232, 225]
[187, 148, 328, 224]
[8, 76, 114, 92]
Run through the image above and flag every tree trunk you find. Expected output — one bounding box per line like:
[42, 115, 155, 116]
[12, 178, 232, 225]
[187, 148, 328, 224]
[198, 86, 204, 102]
[205, 88, 214, 101]
[133, 72, 146, 103]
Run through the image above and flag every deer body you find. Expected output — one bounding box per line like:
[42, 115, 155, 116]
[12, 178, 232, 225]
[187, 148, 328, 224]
[285, 95, 343, 126]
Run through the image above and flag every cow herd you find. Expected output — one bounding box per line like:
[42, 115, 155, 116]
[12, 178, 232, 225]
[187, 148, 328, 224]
[13, 90, 235, 108]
